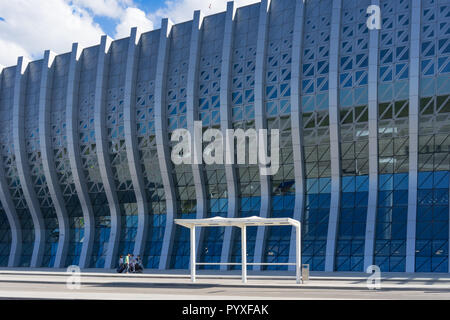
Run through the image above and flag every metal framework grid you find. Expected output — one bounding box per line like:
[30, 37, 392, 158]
[174, 217, 302, 284]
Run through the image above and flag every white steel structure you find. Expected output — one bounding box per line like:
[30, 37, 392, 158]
[174, 217, 302, 284]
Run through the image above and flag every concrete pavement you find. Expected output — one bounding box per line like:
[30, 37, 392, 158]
[0, 269, 449, 300]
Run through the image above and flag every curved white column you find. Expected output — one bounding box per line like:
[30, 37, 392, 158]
[123, 28, 149, 258]
[155, 19, 176, 270]
[66, 43, 95, 269]
[0, 167, 21, 267]
[253, 0, 272, 270]
[13, 56, 46, 268]
[288, 0, 306, 271]
[364, 0, 380, 270]
[39, 50, 70, 268]
[324, 0, 343, 272]
[219, 1, 238, 271]
[406, 0, 422, 273]
[93, 35, 118, 269]
[0, 65, 22, 267]
[186, 10, 207, 258]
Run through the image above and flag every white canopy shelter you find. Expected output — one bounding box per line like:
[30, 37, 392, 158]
[174, 216, 302, 284]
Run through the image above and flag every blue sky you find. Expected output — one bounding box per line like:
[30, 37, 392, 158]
[133, 0, 165, 12]
[0, 0, 260, 67]
[92, 0, 164, 36]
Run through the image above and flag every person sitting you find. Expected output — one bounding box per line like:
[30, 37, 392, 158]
[129, 254, 136, 273]
[134, 255, 144, 273]
[117, 255, 125, 273]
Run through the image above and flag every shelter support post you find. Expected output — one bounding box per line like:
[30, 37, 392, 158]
[296, 225, 301, 284]
[241, 225, 247, 284]
[176, 217, 301, 284]
[191, 226, 196, 283]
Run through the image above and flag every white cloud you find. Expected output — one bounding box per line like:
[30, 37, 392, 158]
[68, 0, 132, 19]
[148, 0, 261, 25]
[115, 7, 154, 39]
[0, 0, 104, 67]
[0, 0, 263, 67]
[0, 38, 29, 68]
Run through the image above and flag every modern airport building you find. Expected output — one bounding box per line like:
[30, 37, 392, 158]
[0, 0, 449, 273]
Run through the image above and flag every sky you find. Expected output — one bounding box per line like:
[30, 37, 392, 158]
[0, 0, 260, 67]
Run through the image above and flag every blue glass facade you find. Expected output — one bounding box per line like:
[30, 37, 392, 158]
[135, 30, 166, 269]
[334, 0, 370, 272]
[0, 206, 11, 266]
[106, 39, 139, 260]
[262, 0, 296, 271]
[373, 0, 411, 273]
[0, 0, 448, 273]
[51, 53, 85, 267]
[171, 212, 195, 269]
[264, 195, 295, 270]
[197, 12, 228, 270]
[229, 4, 260, 271]
[25, 61, 59, 268]
[336, 176, 368, 271]
[416, 0, 450, 272]
[303, 178, 331, 271]
[78, 46, 111, 268]
[0, 65, 35, 267]
[166, 21, 197, 270]
[230, 198, 259, 269]
[301, 0, 332, 271]
[416, 172, 449, 272]
[375, 173, 408, 272]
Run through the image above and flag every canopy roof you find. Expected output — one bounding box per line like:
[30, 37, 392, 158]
[174, 216, 300, 228]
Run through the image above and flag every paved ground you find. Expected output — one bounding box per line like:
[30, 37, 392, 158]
[0, 269, 449, 299]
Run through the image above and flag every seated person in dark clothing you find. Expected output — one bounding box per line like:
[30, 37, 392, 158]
[134, 255, 144, 273]
[117, 255, 125, 273]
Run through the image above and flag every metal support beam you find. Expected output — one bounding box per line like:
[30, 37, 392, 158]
[289, 0, 306, 271]
[13, 56, 46, 268]
[155, 19, 176, 270]
[39, 50, 70, 268]
[187, 11, 207, 257]
[93, 35, 118, 269]
[253, 0, 272, 271]
[0, 65, 22, 267]
[123, 28, 149, 258]
[406, 0, 422, 273]
[219, 1, 238, 271]
[364, 0, 380, 270]
[66, 43, 95, 269]
[325, 0, 343, 272]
